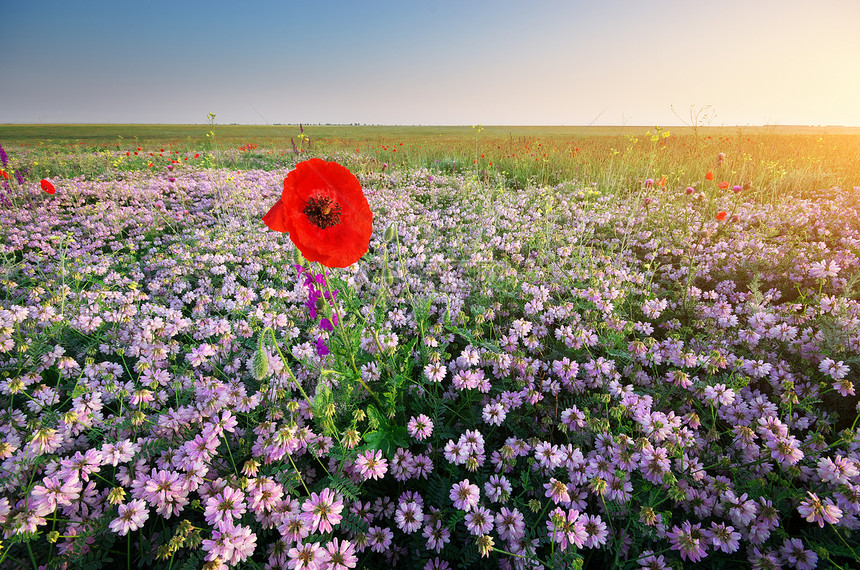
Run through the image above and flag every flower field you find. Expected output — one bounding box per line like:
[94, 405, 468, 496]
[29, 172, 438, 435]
[1, 127, 859, 569]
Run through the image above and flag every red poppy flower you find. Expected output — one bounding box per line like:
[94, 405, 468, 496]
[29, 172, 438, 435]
[718, 181, 729, 189]
[40, 179, 55, 194]
[715, 211, 727, 221]
[263, 159, 373, 268]
[705, 171, 714, 180]
[0, 170, 7, 179]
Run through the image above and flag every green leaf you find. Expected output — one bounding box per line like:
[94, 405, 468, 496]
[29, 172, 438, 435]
[366, 405, 385, 430]
[363, 425, 409, 456]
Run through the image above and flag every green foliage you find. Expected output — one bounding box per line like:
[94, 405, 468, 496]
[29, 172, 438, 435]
[363, 404, 410, 455]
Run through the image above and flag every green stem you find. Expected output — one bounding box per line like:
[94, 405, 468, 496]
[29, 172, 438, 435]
[222, 433, 239, 477]
[27, 540, 38, 570]
[287, 452, 311, 496]
[263, 327, 313, 410]
[316, 265, 383, 407]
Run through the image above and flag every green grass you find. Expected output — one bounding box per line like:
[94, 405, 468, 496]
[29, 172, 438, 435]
[2, 123, 859, 204]
[2, 123, 860, 144]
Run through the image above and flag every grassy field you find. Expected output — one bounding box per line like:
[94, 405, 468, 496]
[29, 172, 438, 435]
[1, 126, 859, 569]
[3, 122, 860, 143]
[2, 123, 860, 205]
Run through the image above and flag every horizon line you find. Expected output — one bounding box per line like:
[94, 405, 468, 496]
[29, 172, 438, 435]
[2, 122, 860, 129]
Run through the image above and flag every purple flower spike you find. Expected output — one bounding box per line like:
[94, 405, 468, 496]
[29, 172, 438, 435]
[315, 337, 329, 356]
[0, 142, 7, 168]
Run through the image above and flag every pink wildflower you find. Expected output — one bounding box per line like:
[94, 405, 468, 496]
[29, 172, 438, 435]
[464, 506, 494, 535]
[109, 499, 149, 536]
[321, 538, 358, 570]
[301, 488, 343, 534]
[450, 479, 480, 512]
[394, 501, 424, 534]
[354, 449, 388, 480]
[287, 541, 324, 569]
[798, 492, 843, 527]
[407, 414, 434, 440]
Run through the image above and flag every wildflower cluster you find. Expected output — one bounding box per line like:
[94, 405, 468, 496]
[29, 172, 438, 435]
[0, 150, 858, 570]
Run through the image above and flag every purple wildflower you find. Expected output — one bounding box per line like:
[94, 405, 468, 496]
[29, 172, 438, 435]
[394, 500, 424, 534]
[301, 488, 343, 534]
[450, 479, 480, 512]
[354, 449, 388, 480]
[667, 520, 707, 562]
[321, 538, 357, 570]
[464, 505, 494, 535]
[315, 337, 329, 356]
[423, 521, 451, 552]
[109, 499, 150, 536]
[407, 414, 434, 440]
[780, 537, 818, 570]
[204, 486, 247, 529]
[798, 491, 843, 527]
[287, 541, 324, 569]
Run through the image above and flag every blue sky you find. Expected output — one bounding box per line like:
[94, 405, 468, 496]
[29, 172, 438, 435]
[2, 0, 859, 126]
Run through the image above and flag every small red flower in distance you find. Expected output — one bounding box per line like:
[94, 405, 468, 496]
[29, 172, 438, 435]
[40, 179, 56, 194]
[718, 181, 729, 189]
[705, 171, 714, 181]
[263, 159, 373, 268]
[715, 211, 727, 221]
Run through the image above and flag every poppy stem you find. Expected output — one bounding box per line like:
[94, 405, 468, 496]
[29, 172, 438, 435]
[262, 327, 314, 411]
[316, 264, 382, 406]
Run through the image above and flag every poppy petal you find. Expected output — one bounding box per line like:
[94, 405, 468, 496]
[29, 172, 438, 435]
[264, 159, 373, 268]
[262, 198, 289, 232]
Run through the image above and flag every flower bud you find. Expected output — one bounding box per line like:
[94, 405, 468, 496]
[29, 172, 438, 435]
[251, 347, 269, 381]
[293, 248, 305, 267]
[108, 487, 127, 505]
[383, 222, 397, 243]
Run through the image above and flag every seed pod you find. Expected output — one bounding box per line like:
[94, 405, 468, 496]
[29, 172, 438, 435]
[251, 347, 269, 381]
[384, 266, 394, 286]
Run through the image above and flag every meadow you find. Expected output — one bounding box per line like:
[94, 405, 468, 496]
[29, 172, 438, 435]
[0, 123, 859, 569]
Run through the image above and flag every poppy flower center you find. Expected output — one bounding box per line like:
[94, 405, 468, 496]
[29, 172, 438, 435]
[304, 195, 342, 229]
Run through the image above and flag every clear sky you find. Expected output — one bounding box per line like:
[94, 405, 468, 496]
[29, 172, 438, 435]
[2, 0, 859, 126]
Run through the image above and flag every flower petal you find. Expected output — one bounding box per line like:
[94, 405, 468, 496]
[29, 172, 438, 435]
[262, 198, 289, 233]
[265, 159, 373, 268]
